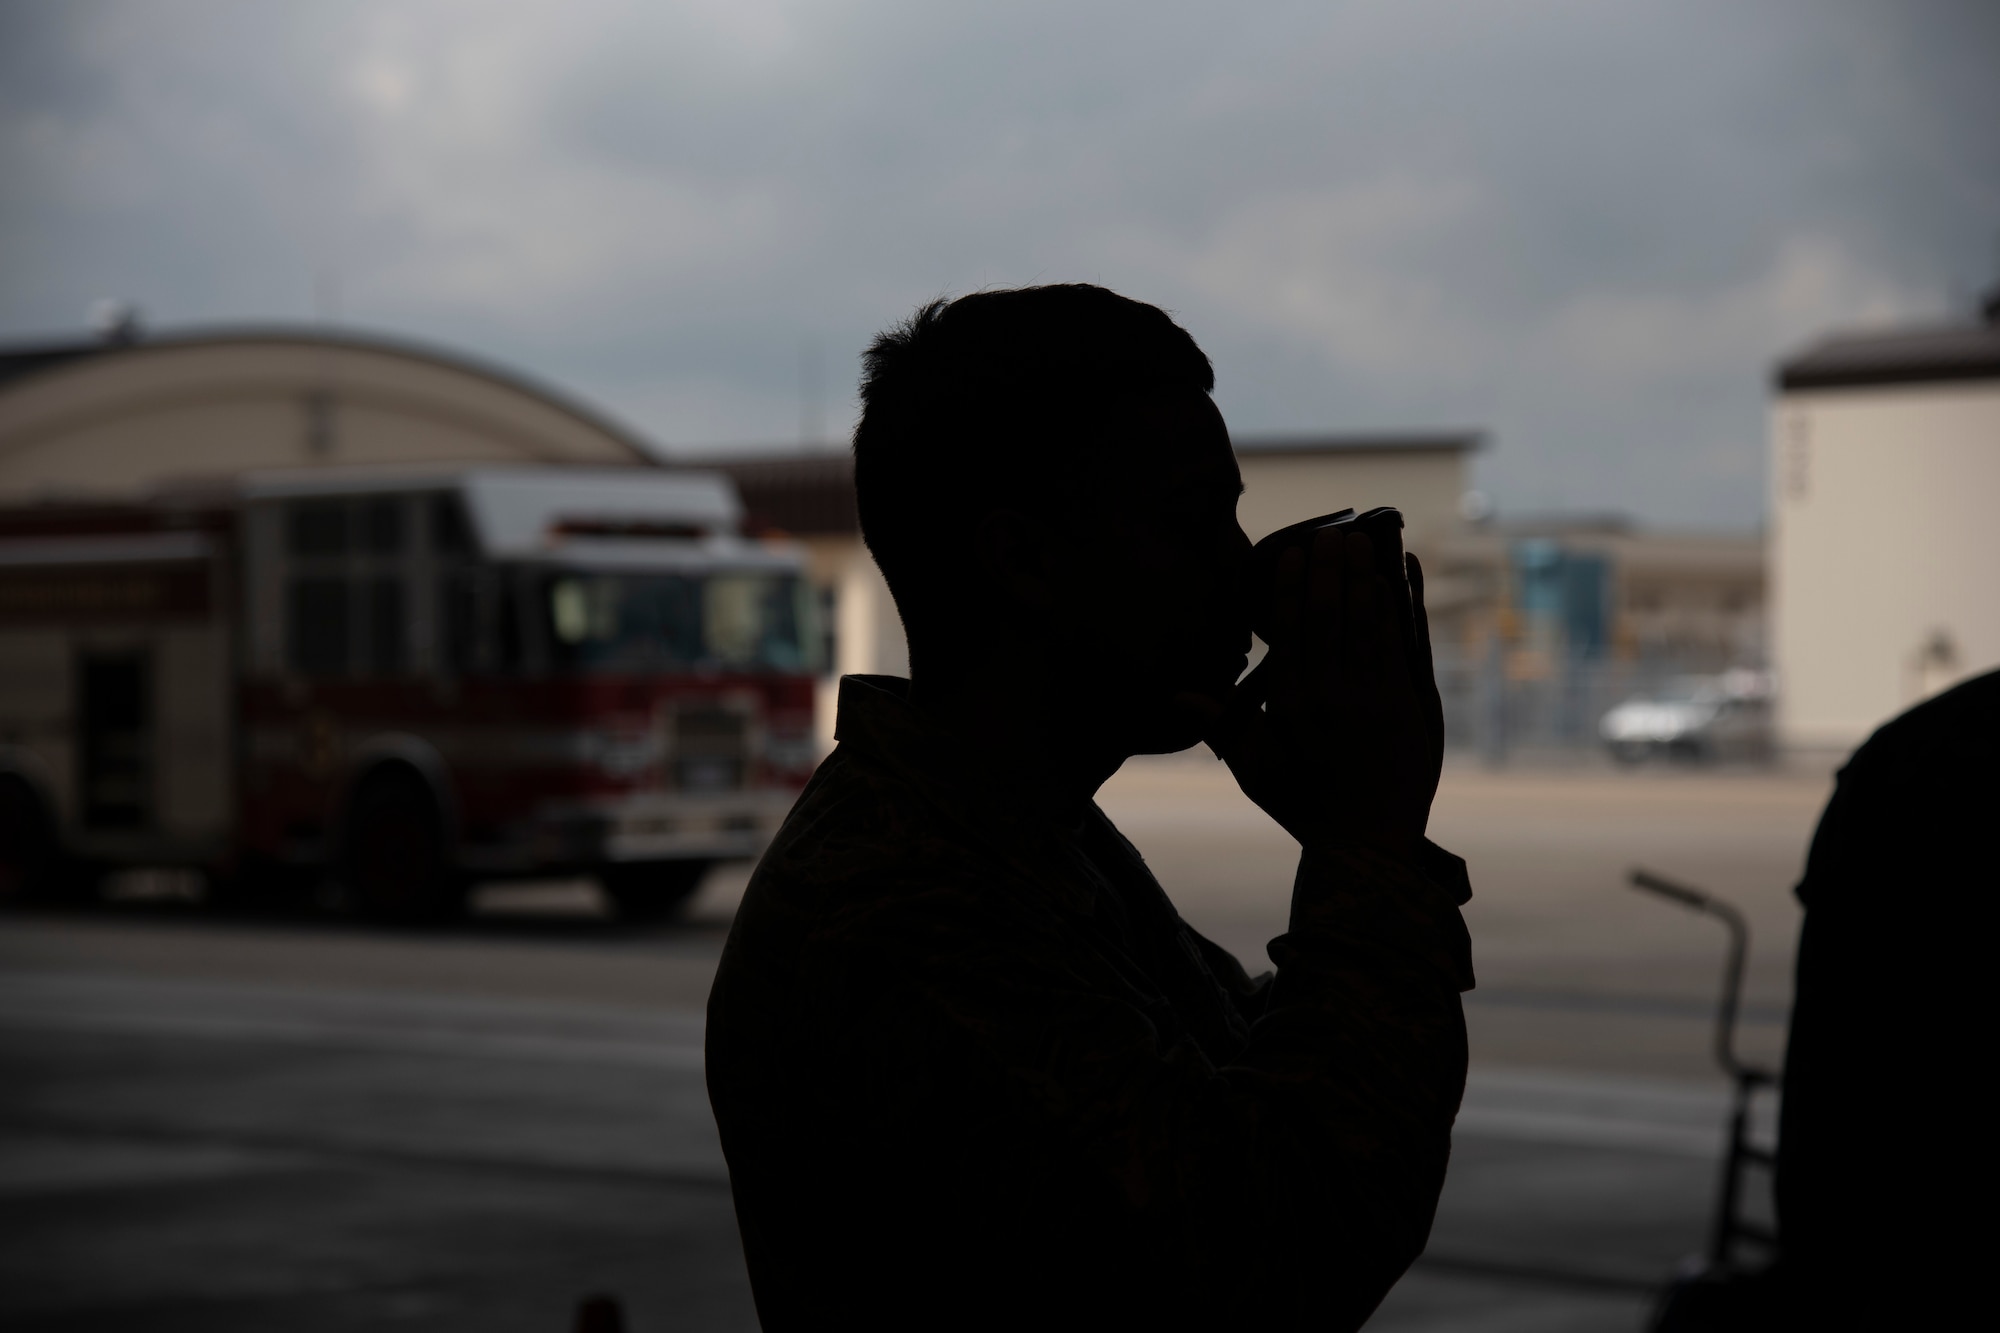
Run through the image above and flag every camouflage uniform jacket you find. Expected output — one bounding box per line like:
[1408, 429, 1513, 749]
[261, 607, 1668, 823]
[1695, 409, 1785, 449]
[706, 675, 1474, 1331]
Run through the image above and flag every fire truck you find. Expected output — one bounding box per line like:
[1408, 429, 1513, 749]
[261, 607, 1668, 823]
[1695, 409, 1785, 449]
[0, 467, 820, 920]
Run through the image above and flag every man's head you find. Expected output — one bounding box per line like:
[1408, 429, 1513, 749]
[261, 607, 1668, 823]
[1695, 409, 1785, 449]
[854, 284, 1250, 756]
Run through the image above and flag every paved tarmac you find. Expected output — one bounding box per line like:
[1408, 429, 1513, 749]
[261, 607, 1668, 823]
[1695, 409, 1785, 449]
[0, 758, 1828, 1331]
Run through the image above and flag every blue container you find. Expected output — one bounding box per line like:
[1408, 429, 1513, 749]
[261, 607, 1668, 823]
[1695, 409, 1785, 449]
[1511, 540, 1611, 660]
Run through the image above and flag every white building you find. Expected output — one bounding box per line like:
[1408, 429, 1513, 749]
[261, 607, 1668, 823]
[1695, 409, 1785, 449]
[1771, 300, 2000, 751]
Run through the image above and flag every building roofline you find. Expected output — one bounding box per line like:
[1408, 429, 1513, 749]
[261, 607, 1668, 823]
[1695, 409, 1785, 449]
[677, 450, 857, 537]
[672, 450, 852, 477]
[0, 324, 664, 462]
[1775, 321, 2000, 393]
[0, 342, 105, 391]
[1231, 431, 1484, 456]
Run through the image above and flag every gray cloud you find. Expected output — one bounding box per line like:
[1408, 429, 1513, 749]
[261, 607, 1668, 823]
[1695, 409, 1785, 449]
[3, 0, 1996, 527]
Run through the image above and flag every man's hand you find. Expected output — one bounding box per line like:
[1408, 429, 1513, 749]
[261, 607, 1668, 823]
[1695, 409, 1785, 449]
[1202, 530, 1445, 866]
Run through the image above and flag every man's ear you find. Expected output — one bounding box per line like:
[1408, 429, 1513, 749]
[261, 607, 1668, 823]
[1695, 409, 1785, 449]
[974, 508, 1063, 612]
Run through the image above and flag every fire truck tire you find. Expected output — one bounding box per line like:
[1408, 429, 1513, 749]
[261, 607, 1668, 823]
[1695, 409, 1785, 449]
[342, 771, 464, 923]
[599, 859, 710, 922]
[0, 774, 89, 905]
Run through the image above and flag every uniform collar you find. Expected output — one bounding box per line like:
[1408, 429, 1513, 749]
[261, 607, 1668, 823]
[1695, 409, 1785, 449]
[831, 674, 1105, 917]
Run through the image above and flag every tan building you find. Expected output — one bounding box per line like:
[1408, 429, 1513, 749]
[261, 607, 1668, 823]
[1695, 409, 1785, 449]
[1437, 519, 1766, 671]
[1238, 437, 1765, 677]
[0, 325, 655, 502]
[1771, 301, 2000, 750]
[1231, 433, 1477, 547]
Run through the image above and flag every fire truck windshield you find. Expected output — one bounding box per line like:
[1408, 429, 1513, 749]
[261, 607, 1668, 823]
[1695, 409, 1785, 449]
[544, 570, 817, 674]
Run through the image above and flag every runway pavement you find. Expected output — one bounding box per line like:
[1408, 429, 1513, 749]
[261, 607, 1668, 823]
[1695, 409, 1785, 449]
[0, 965, 1773, 1332]
[0, 759, 1825, 1331]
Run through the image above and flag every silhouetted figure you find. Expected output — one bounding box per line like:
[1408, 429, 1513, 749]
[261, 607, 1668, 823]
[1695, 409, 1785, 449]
[1777, 666, 1998, 1327]
[1660, 668, 1999, 1330]
[706, 286, 1473, 1331]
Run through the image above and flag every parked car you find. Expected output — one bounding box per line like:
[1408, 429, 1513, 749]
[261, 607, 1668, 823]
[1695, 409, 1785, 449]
[1600, 671, 1774, 764]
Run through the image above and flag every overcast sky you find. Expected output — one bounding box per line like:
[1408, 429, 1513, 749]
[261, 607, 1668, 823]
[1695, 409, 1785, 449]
[3, 0, 1996, 528]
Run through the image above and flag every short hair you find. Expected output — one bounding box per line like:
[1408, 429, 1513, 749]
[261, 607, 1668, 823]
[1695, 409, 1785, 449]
[853, 284, 1215, 662]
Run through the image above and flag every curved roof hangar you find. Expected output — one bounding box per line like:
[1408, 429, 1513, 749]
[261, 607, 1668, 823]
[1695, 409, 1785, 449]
[0, 326, 659, 502]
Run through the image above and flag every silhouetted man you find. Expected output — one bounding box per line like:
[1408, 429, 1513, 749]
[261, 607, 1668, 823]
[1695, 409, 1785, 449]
[706, 286, 1474, 1331]
[1657, 668, 1999, 1332]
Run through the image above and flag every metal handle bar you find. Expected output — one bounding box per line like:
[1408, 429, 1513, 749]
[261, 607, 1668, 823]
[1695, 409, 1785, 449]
[1629, 868, 1782, 1274]
[1628, 869, 1773, 1085]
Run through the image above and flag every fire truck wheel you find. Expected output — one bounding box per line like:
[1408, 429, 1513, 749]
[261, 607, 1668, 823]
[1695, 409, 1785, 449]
[0, 775, 87, 905]
[342, 772, 464, 923]
[599, 860, 710, 923]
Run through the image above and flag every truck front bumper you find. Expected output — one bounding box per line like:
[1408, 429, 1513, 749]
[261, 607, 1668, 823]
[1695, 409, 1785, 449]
[467, 788, 798, 875]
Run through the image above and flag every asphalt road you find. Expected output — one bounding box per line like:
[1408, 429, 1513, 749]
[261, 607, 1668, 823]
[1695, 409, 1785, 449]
[0, 758, 1828, 1332]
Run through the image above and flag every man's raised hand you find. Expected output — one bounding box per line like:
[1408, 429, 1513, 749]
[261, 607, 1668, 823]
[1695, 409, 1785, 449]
[1205, 530, 1445, 866]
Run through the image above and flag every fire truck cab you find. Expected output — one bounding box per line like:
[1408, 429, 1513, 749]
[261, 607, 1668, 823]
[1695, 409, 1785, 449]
[0, 466, 820, 919]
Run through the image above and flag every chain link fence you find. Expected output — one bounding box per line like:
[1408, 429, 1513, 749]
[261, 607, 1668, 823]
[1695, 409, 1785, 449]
[1436, 648, 1771, 764]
